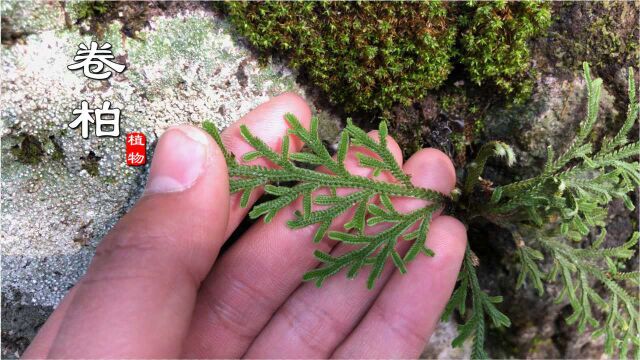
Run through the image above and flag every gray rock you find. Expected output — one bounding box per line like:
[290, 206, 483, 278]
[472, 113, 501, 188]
[484, 73, 618, 174]
[422, 320, 472, 359]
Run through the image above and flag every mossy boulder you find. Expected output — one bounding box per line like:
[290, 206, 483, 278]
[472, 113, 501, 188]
[224, 1, 551, 113]
[226, 2, 456, 112]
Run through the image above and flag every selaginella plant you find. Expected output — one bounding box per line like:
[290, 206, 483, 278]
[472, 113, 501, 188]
[203, 63, 639, 358]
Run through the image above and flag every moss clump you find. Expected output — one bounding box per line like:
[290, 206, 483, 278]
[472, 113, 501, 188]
[66, 1, 149, 39]
[69, 1, 111, 21]
[459, 0, 551, 103]
[49, 135, 65, 162]
[81, 151, 101, 177]
[11, 134, 44, 165]
[225, 2, 456, 112]
[224, 1, 551, 112]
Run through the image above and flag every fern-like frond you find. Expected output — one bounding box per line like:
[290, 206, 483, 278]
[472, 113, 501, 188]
[443, 247, 511, 359]
[541, 232, 640, 358]
[515, 243, 545, 296]
[203, 116, 447, 289]
[472, 63, 640, 358]
[495, 64, 639, 213]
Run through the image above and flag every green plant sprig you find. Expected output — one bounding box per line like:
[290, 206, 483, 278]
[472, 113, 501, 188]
[455, 63, 640, 358]
[203, 115, 447, 289]
[442, 247, 511, 359]
[539, 232, 640, 358]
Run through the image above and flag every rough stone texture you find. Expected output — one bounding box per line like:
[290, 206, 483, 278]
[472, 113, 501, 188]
[483, 72, 619, 174]
[0, 1, 320, 356]
[1, 0, 62, 44]
[534, 2, 639, 107]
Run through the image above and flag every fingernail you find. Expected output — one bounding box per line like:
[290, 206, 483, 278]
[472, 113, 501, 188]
[144, 126, 210, 194]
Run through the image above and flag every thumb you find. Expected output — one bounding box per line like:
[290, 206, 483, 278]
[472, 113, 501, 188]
[38, 125, 230, 358]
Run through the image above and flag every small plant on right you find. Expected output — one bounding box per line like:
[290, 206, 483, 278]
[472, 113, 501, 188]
[451, 63, 639, 358]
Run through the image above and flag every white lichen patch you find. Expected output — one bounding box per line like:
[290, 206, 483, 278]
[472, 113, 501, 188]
[0, 0, 64, 36]
[1, 4, 305, 308]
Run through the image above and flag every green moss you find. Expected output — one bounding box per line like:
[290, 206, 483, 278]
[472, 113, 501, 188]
[439, 94, 459, 112]
[458, 0, 551, 103]
[224, 1, 551, 112]
[81, 151, 101, 177]
[473, 117, 486, 137]
[49, 137, 65, 162]
[66, 1, 150, 40]
[103, 176, 117, 184]
[451, 132, 466, 156]
[225, 2, 456, 112]
[10, 134, 44, 165]
[69, 1, 111, 22]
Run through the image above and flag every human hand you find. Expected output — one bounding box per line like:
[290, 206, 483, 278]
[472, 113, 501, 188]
[23, 93, 467, 359]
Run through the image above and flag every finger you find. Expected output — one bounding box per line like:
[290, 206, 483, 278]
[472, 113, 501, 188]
[332, 215, 467, 359]
[221, 92, 311, 238]
[245, 148, 457, 358]
[42, 126, 230, 358]
[182, 131, 403, 358]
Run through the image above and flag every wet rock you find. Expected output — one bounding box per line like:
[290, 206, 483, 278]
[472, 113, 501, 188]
[1, 0, 63, 45]
[1, 289, 53, 359]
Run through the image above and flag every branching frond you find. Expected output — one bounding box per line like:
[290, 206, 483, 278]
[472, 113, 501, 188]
[540, 232, 640, 358]
[203, 115, 447, 289]
[470, 63, 640, 358]
[443, 247, 511, 359]
[493, 64, 639, 218]
[515, 242, 545, 296]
